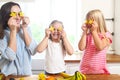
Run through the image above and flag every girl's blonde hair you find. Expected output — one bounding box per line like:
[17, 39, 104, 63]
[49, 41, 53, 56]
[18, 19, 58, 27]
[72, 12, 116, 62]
[86, 9, 107, 33]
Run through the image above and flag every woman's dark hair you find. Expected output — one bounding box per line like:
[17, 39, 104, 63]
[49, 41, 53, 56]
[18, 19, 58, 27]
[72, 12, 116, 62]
[0, 2, 21, 39]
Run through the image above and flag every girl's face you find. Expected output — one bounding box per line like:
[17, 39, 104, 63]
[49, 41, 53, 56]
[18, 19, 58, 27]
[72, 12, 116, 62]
[51, 22, 63, 42]
[10, 5, 22, 27]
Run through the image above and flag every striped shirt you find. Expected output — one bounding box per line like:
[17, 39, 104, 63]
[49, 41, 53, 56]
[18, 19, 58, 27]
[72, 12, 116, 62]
[79, 32, 112, 74]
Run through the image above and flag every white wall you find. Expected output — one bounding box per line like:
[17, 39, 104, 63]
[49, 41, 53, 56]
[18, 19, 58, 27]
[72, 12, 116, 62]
[107, 63, 120, 74]
[81, 0, 115, 53]
[0, 0, 34, 2]
[81, 0, 114, 18]
[114, 0, 120, 55]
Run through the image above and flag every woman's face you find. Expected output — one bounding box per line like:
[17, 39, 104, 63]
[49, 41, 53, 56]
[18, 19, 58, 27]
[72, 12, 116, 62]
[10, 5, 22, 27]
[51, 22, 63, 42]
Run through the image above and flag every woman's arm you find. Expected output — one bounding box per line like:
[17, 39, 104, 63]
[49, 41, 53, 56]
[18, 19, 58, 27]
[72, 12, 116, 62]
[22, 17, 32, 46]
[8, 17, 17, 52]
[22, 17, 37, 55]
[0, 34, 16, 61]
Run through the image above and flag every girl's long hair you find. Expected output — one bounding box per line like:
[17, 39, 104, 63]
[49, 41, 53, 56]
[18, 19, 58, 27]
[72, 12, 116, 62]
[86, 9, 107, 34]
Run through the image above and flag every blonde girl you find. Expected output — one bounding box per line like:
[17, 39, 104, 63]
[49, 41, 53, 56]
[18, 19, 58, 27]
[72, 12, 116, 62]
[78, 9, 112, 74]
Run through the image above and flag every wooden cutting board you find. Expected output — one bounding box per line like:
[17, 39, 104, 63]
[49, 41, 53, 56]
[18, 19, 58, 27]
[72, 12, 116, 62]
[5, 75, 38, 80]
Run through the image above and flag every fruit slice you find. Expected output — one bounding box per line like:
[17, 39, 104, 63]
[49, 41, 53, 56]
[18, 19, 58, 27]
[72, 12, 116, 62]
[49, 26, 54, 32]
[88, 20, 93, 24]
[60, 72, 72, 78]
[10, 12, 16, 17]
[38, 73, 46, 80]
[20, 77, 24, 80]
[46, 76, 55, 80]
[19, 12, 24, 17]
[75, 71, 86, 80]
[85, 19, 93, 25]
[58, 26, 63, 31]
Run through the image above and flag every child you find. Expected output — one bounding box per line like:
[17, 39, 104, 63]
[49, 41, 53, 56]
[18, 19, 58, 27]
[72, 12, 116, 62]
[78, 9, 112, 74]
[37, 20, 74, 74]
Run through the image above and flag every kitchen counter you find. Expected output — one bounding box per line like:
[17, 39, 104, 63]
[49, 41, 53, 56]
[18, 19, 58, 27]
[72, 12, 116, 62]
[106, 54, 120, 63]
[86, 74, 120, 80]
[65, 54, 120, 63]
[5, 74, 120, 80]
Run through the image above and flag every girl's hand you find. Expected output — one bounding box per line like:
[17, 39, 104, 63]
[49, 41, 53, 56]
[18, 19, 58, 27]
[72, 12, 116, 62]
[81, 23, 88, 33]
[90, 21, 98, 33]
[21, 16, 30, 28]
[7, 17, 18, 31]
[45, 28, 51, 38]
[61, 30, 66, 39]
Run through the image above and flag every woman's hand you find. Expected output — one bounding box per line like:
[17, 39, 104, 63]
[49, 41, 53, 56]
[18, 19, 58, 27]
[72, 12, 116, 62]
[21, 16, 30, 28]
[7, 17, 18, 32]
[81, 23, 88, 33]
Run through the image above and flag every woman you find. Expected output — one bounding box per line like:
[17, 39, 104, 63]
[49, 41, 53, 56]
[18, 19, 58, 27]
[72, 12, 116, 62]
[0, 2, 37, 76]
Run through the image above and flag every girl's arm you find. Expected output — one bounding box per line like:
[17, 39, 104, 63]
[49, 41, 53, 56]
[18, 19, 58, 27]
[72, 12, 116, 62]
[91, 21, 111, 51]
[78, 31, 87, 51]
[36, 36, 49, 53]
[36, 28, 50, 53]
[92, 31, 111, 51]
[78, 24, 88, 51]
[61, 30, 74, 55]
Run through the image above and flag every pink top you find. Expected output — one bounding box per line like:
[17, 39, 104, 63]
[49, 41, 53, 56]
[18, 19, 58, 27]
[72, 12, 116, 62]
[79, 32, 112, 74]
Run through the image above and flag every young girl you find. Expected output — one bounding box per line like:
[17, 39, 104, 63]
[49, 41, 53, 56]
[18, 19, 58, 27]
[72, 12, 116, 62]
[78, 9, 112, 74]
[37, 20, 74, 74]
